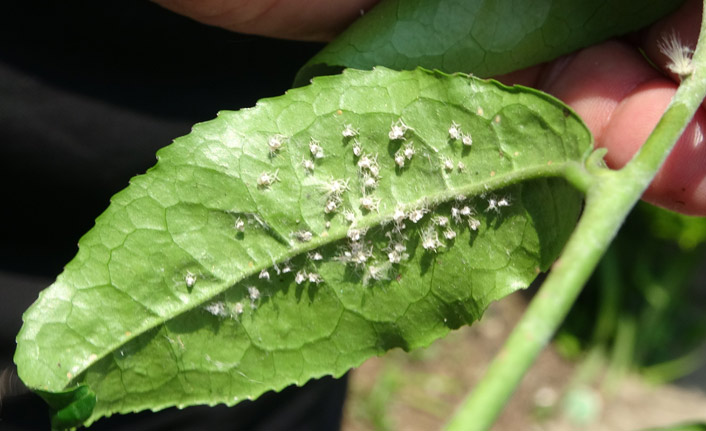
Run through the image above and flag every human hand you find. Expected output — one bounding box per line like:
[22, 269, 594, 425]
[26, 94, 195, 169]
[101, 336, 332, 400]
[153, 0, 705, 215]
[150, 0, 380, 41]
[496, 0, 705, 216]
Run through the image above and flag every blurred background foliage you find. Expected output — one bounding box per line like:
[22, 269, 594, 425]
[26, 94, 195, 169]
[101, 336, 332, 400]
[557, 202, 706, 385]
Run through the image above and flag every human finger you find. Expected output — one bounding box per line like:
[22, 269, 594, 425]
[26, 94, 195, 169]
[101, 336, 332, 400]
[151, 0, 379, 41]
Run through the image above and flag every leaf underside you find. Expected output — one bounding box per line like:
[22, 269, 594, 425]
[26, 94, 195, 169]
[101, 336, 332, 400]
[295, 0, 683, 86]
[15, 67, 591, 427]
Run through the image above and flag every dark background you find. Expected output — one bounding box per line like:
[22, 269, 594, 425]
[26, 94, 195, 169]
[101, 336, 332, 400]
[0, 1, 347, 429]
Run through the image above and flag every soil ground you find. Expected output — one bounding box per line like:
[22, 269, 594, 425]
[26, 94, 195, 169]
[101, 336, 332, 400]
[341, 292, 706, 431]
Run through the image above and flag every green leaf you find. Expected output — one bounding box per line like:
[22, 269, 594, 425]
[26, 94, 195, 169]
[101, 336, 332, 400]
[15, 67, 590, 427]
[37, 385, 96, 431]
[295, 0, 683, 86]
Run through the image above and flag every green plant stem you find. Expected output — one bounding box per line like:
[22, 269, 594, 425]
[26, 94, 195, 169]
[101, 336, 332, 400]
[445, 4, 706, 429]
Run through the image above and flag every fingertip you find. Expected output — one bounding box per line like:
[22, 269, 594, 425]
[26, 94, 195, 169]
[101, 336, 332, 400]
[540, 41, 663, 142]
[599, 79, 676, 169]
[646, 110, 706, 216]
[600, 80, 706, 215]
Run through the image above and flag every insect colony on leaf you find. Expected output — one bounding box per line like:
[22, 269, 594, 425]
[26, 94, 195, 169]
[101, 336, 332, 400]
[203, 111, 518, 319]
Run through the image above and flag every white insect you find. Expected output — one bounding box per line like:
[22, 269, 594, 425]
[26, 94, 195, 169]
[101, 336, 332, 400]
[309, 139, 325, 159]
[323, 178, 349, 197]
[443, 229, 457, 240]
[233, 302, 244, 316]
[460, 206, 473, 217]
[347, 228, 364, 241]
[309, 251, 323, 261]
[457, 161, 466, 172]
[268, 134, 286, 155]
[448, 121, 461, 140]
[362, 174, 378, 190]
[486, 198, 499, 212]
[468, 218, 481, 231]
[248, 286, 261, 301]
[352, 140, 363, 157]
[294, 230, 313, 242]
[185, 271, 197, 288]
[343, 210, 356, 224]
[368, 265, 387, 281]
[392, 207, 406, 224]
[434, 216, 449, 227]
[205, 301, 226, 317]
[421, 227, 442, 252]
[302, 159, 315, 173]
[394, 151, 406, 168]
[342, 124, 359, 138]
[388, 119, 410, 140]
[408, 208, 426, 223]
[357, 154, 380, 179]
[295, 270, 307, 285]
[442, 157, 454, 172]
[257, 169, 279, 188]
[403, 142, 415, 159]
[451, 207, 462, 224]
[357, 154, 376, 170]
[360, 196, 380, 212]
[346, 241, 372, 265]
[281, 262, 293, 273]
[461, 132, 473, 147]
[324, 199, 339, 214]
[387, 241, 408, 263]
[498, 196, 511, 208]
[234, 217, 245, 232]
[308, 272, 323, 284]
[258, 269, 270, 281]
[658, 31, 695, 80]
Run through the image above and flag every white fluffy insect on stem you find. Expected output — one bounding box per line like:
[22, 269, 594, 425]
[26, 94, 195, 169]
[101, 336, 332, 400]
[658, 31, 695, 80]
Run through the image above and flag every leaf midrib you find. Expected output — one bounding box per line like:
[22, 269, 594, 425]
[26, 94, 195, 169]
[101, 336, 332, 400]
[64, 158, 578, 390]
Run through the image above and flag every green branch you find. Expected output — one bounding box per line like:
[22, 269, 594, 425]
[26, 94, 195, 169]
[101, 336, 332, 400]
[445, 3, 706, 429]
